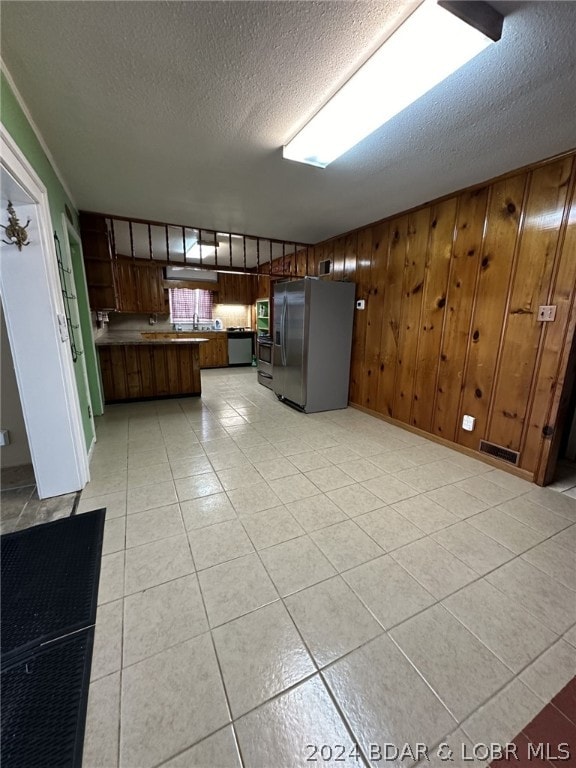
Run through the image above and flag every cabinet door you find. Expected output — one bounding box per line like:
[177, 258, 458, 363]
[134, 262, 166, 313]
[114, 260, 139, 312]
[80, 213, 117, 310]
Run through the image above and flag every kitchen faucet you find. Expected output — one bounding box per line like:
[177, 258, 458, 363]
[192, 312, 199, 330]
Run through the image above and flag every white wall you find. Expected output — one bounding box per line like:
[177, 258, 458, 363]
[0, 300, 32, 467]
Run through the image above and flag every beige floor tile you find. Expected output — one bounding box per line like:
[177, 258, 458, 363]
[166, 444, 206, 462]
[522, 538, 576, 590]
[289, 451, 332, 472]
[432, 522, 515, 575]
[77, 491, 126, 519]
[343, 554, 435, 629]
[174, 472, 223, 502]
[124, 534, 194, 595]
[91, 599, 123, 681]
[285, 576, 383, 667]
[311, 520, 385, 572]
[483, 469, 536, 495]
[169, 455, 213, 479]
[395, 460, 474, 492]
[242, 443, 282, 463]
[253, 458, 300, 481]
[216, 465, 263, 491]
[551, 523, 576, 552]
[198, 553, 278, 627]
[486, 558, 576, 634]
[259, 535, 337, 596]
[392, 495, 459, 533]
[235, 676, 358, 767]
[227, 482, 282, 515]
[161, 726, 241, 768]
[102, 516, 126, 555]
[241, 506, 305, 550]
[188, 519, 254, 570]
[304, 465, 356, 493]
[442, 580, 557, 671]
[524, 487, 576, 520]
[213, 601, 316, 718]
[125, 504, 184, 548]
[127, 463, 173, 489]
[337, 458, 384, 482]
[391, 538, 477, 599]
[127, 480, 178, 514]
[121, 634, 230, 768]
[565, 624, 576, 648]
[461, 679, 544, 747]
[355, 506, 424, 552]
[467, 507, 544, 554]
[82, 473, 127, 499]
[202, 436, 238, 455]
[273, 437, 314, 456]
[323, 634, 456, 766]
[180, 492, 237, 530]
[285, 494, 348, 532]
[390, 604, 512, 722]
[369, 450, 419, 473]
[207, 453, 249, 475]
[454, 477, 521, 506]
[425, 485, 490, 519]
[83, 671, 120, 768]
[326, 483, 383, 517]
[496, 496, 572, 536]
[361, 474, 419, 504]
[123, 574, 208, 667]
[415, 728, 488, 768]
[98, 551, 125, 605]
[519, 638, 576, 702]
[127, 445, 169, 464]
[318, 445, 361, 464]
[268, 475, 319, 504]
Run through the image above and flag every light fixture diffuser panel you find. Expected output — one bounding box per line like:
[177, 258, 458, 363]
[283, 0, 496, 168]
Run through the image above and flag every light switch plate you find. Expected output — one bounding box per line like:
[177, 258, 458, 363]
[462, 414, 476, 432]
[57, 313, 69, 342]
[356, 299, 365, 310]
[538, 305, 557, 322]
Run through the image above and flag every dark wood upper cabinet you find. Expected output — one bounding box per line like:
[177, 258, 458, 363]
[80, 213, 118, 310]
[115, 258, 166, 314]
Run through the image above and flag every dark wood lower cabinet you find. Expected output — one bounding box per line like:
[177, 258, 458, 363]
[98, 344, 202, 402]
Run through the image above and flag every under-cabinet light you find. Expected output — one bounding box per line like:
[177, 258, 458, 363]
[283, 0, 502, 168]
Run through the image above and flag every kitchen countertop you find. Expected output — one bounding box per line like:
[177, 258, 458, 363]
[95, 332, 211, 346]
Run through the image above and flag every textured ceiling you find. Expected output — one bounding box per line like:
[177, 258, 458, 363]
[1, 1, 575, 244]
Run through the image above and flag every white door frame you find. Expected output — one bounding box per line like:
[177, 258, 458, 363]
[0, 123, 89, 497]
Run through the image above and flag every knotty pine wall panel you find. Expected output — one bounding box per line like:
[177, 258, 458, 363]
[360, 222, 388, 411]
[312, 150, 576, 482]
[411, 197, 457, 432]
[487, 156, 573, 453]
[433, 186, 489, 441]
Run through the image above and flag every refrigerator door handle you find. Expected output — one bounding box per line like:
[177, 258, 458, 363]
[281, 294, 288, 367]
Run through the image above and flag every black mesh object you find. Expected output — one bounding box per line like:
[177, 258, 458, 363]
[1, 630, 95, 768]
[1, 509, 105, 660]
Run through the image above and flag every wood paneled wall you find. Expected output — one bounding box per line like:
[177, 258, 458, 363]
[277, 152, 576, 482]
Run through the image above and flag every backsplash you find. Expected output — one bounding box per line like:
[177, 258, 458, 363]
[98, 303, 253, 336]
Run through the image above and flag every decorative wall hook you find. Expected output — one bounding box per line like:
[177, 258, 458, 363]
[1, 201, 31, 250]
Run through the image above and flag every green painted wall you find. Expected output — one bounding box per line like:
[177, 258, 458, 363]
[1, 71, 101, 449]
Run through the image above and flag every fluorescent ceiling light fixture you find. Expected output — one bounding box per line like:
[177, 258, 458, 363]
[186, 237, 220, 261]
[283, 0, 502, 168]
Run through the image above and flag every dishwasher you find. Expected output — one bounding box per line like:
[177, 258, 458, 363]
[227, 329, 254, 366]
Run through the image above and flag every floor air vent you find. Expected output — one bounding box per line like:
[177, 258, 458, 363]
[479, 440, 520, 465]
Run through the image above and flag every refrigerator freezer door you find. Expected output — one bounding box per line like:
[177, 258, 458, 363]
[282, 281, 306, 407]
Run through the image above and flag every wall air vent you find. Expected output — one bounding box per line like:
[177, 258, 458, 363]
[479, 440, 520, 465]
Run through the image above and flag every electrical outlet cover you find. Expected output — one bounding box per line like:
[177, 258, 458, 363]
[462, 415, 476, 432]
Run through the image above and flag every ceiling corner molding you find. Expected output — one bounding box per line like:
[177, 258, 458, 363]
[0, 57, 78, 210]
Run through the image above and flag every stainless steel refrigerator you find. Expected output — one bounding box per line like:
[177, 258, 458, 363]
[273, 277, 355, 413]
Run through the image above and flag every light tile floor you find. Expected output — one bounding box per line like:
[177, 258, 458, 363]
[75, 368, 576, 768]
